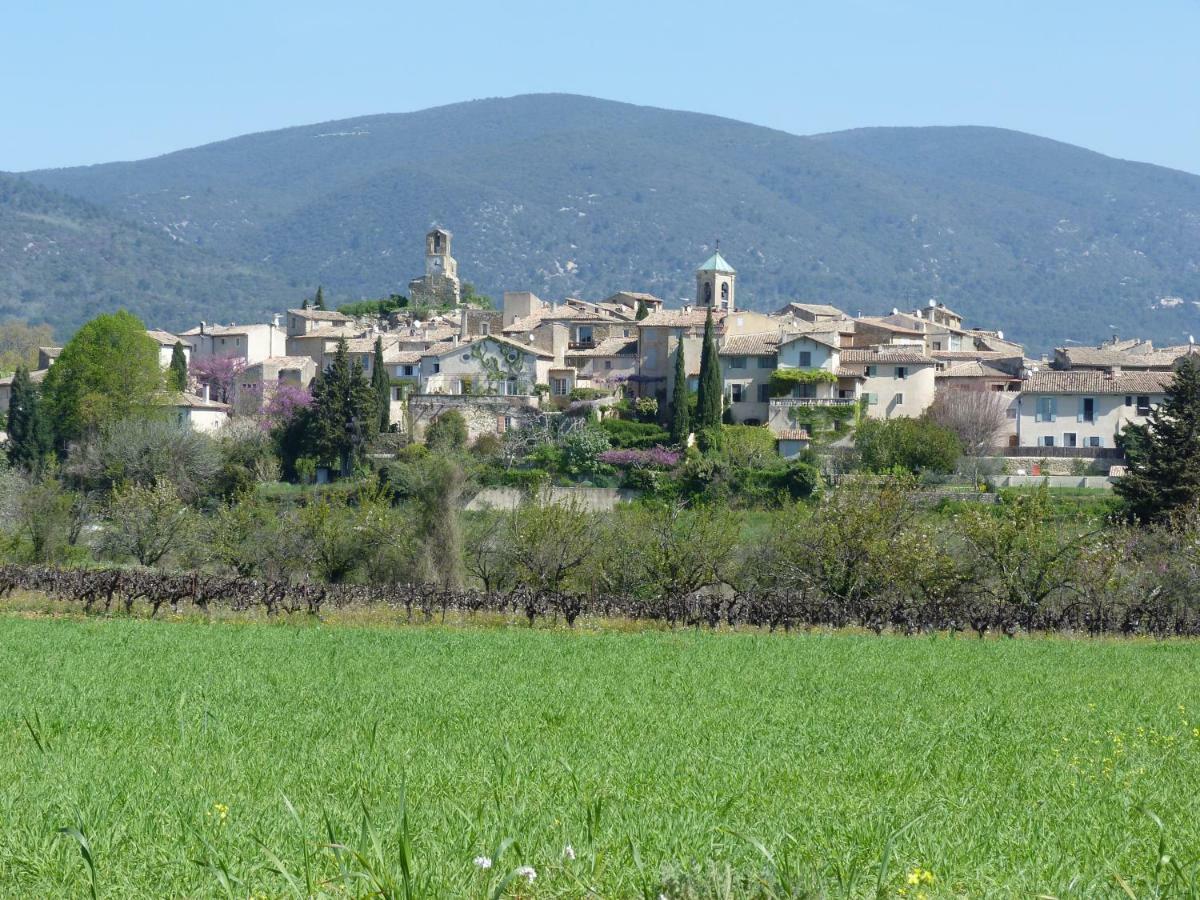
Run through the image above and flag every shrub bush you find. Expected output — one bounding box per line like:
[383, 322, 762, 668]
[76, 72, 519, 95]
[600, 419, 670, 449]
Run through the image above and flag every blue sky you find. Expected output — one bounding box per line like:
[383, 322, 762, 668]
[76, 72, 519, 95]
[3, 0, 1198, 173]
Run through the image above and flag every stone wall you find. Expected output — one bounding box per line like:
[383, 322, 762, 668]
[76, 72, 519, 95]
[466, 486, 639, 512]
[408, 394, 541, 442]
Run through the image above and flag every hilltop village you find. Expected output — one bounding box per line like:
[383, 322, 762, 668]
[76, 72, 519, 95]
[11, 227, 1192, 469]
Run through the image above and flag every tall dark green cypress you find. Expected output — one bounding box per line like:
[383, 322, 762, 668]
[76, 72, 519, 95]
[310, 338, 377, 476]
[668, 340, 690, 447]
[168, 341, 188, 392]
[371, 335, 391, 432]
[635, 299, 649, 321]
[694, 308, 723, 449]
[1115, 357, 1200, 521]
[314, 286, 326, 310]
[7, 366, 52, 471]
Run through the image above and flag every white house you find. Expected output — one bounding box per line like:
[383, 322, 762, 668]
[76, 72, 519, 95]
[1016, 370, 1174, 449]
[419, 335, 556, 397]
[841, 347, 938, 419]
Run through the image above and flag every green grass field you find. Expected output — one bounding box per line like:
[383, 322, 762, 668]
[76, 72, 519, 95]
[2, 616, 1199, 898]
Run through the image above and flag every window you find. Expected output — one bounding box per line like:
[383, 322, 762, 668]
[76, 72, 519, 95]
[500, 379, 518, 396]
[729, 356, 747, 369]
[1063, 432, 1078, 448]
[604, 360, 612, 370]
[1035, 397, 1057, 422]
[730, 384, 744, 403]
[866, 392, 879, 405]
[432, 362, 440, 374]
[392, 387, 402, 401]
[1087, 436, 1102, 448]
[932, 341, 942, 351]
[480, 322, 490, 336]
[1081, 397, 1095, 423]
[1041, 436, 1056, 447]
[895, 367, 907, 380]
[576, 326, 593, 344]
[1136, 396, 1151, 415]
[866, 365, 877, 377]
[403, 365, 414, 377]
[758, 384, 770, 403]
[551, 377, 570, 396]
[798, 351, 812, 367]
[895, 393, 904, 405]
[720, 283, 729, 303]
[757, 356, 776, 369]
[704, 282, 713, 304]
[1125, 395, 1133, 407]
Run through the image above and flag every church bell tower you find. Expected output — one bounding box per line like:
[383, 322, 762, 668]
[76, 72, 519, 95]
[696, 247, 735, 311]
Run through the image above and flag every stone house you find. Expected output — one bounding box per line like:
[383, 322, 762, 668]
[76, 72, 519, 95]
[180, 319, 287, 365]
[564, 337, 639, 390]
[235, 356, 318, 412]
[841, 347, 938, 419]
[419, 335, 557, 397]
[1015, 370, 1174, 450]
[163, 390, 231, 433]
[145, 330, 188, 369]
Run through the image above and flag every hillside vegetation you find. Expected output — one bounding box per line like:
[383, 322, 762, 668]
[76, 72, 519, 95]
[0, 174, 297, 335]
[18, 94, 1200, 347]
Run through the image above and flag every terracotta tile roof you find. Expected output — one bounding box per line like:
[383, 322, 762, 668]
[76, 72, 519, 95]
[932, 350, 1014, 360]
[780, 330, 841, 350]
[775, 429, 811, 441]
[145, 329, 183, 346]
[288, 308, 353, 322]
[639, 308, 728, 328]
[291, 326, 365, 340]
[937, 361, 1018, 379]
[388, 350, 425, 365]
[835, 366, 866, 379]
[565, 337, 639, 357]
[1057, 345, 1196, 370]
[161, 391, 231, 410]
[247, 355, 313, 369]
[854, 317, 925, 336]
[778, 301, 846, 318]
[1021, 370, 1176, 394]
[841, 347, 935, 364]
[425, 335, 554, 360]
[720, 333, 780, 356]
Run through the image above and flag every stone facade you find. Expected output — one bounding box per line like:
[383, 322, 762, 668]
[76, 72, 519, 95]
[408, 394, 542, 443]
[408, 228, 461, 306]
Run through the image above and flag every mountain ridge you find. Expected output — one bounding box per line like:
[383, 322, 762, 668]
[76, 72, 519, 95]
[11, 93, 1200, 348]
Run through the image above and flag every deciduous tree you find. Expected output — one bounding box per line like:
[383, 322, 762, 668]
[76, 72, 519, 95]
[41, 310, 161, 447]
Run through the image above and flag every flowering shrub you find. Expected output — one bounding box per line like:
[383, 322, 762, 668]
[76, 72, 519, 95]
[597, 447, 681, 468]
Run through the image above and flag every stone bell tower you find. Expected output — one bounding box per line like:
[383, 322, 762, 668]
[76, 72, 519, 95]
[409, 227, 462, 305]
[695, 247, 735, 311]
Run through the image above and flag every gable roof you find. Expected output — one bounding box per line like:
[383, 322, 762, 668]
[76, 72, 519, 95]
[1021, 370, 1175, 395]
[841, 347, 935, 365]
[288, 308, 353, 322]
[639, 308, 728, 328]
[779, 301, 845, 318]
[720, 333, 780, 356]
[564, 337, 639, 357]
[425, 335, 553, 360]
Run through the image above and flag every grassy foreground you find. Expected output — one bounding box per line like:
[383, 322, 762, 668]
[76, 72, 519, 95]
[1, 617, 1199, 897]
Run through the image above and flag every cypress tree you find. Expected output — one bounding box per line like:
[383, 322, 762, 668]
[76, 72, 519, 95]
[669, 340, 690, 447]
[694, 308, 723, 449]
[635, 299, 649, 321]
[301, 295, 310, 310]
[7, 366, 52, 471]
[1115, 357, 1200, 521]
[309, 338, 377, 476]
[314, 286, 326, 310]
[371, 335, 391, 432]
[167, 341, 188, 391]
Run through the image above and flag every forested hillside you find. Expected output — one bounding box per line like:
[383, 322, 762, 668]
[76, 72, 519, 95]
[18, 94, 1200, 347]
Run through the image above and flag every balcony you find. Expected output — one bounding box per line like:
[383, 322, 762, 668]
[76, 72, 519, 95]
[568, 338, 596, 350]
[769, 397, 857, 408]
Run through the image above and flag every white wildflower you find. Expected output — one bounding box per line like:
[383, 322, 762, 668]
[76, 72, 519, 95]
[515, 865, 537, 883]
[473, 855, 492, 869]
[563, 844, 576, 860]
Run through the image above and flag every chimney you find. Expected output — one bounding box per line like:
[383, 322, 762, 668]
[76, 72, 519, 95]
[199, 321, 207, 335]
[201, 382, 210, 402]
[272, 314, 281, 328]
